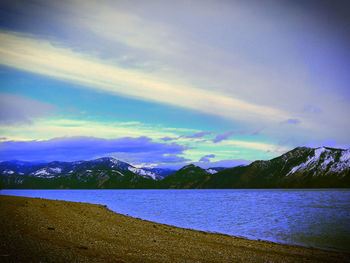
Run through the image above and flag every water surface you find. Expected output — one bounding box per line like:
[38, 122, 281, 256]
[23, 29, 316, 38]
[1, 189, 349, 252]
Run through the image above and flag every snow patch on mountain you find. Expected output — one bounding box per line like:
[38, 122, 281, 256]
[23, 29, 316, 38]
[110, 158, 121, 165]
[340, 149, 350, 162]
[206, 169, 218, 174]
[33, 168, 50, 176]
[128, 167, 159, 180]
[31, 168, 55, 178]
[287, 147, 349, 176]
[113, 170, 124, 177]
[2, 170, 14, 174]
[49, 167, 62, 173]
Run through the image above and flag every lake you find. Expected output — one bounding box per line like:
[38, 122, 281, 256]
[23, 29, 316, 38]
[1, 189, 349, 252]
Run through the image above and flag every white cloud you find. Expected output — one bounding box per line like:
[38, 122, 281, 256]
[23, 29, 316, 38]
[0, 118, 181, 141]
[0, 31, 296, 126]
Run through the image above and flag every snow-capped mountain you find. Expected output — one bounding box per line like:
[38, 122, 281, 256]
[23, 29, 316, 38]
[0, 157, 162, 180]
[200, 147, 350, 188]
[0, 157, 163, 188]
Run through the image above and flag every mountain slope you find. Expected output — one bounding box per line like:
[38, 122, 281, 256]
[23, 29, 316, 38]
[0, 157, 161, 189]
[159, 164, 215, 188]
[202, 147, 350, 188]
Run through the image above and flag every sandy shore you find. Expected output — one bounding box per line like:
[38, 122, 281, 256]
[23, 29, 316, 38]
[0, 195, 349, 263]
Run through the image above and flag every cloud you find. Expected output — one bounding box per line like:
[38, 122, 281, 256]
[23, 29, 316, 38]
[0, 136, 188, 165]
[0, 93, 56, 125]
[225, 140, 291, 155]
[0, 118, 187, 142]
[251, 130, 261, 136]
[183, 131, 213, 139]
[160, 137, 177, 141]
[199, 154, 215, 162]
[304, 104, 322, 114]
[302, 140, 349, 149]
[161, 132, 212, 142]
[0, 31, 294, 126]
[284, 119, 301, 125]
[212, 131, 235, 143]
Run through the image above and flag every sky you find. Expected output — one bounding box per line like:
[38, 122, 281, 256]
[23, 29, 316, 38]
[0, 0, 349, 169]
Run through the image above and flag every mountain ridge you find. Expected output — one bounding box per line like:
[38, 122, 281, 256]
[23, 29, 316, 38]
[1, 146, 349, 189]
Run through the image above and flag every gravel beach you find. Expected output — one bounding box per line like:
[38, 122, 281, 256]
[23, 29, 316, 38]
[0, 195, 349, 262]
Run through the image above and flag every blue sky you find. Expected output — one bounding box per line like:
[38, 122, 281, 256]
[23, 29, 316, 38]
[0, 0, 349, 168]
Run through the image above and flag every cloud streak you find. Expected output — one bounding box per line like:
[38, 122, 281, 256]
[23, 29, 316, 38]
[0, 31, 294, 125]
[199, 154, 215, 162]
[183, 131, 213, 139]
[212, 132, 235, 143]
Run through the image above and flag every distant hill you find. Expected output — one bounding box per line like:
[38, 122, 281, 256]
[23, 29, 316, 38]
[158, 164, 212, 188]
[0, 147, 349, 189]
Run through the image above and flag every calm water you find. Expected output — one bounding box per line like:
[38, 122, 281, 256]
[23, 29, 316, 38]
[1, 189, 350, 252]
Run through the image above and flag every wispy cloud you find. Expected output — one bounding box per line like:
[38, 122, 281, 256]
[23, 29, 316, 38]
[160, 137, 176, 142]
[183, 131, 213, 139]
[224, 140, 291, 155]
[199, 154, 215, 162]
[284, 119, 301, 125]
[0, 31, 294, 125]
[212, 131, 235, 143]
[0, 118, 184, 142]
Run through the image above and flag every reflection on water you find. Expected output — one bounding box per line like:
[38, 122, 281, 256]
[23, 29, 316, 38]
[1, 189, 349, 252]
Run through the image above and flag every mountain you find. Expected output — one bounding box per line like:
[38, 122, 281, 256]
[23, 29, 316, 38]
[151, 146, 350, 189]
[0, 147, 349, 189]
[158, 164, 222, 188]
[201, 147, 350, 188]
[0, 157, 162, 189]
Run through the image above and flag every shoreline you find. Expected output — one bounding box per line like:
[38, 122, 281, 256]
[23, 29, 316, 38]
[1, 195, 349, 262]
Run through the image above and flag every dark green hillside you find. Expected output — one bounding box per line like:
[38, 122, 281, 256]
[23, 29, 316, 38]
[0, 169, 157, 189]
[159, 164, 211, 188]
[202, 147, 350, 188]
